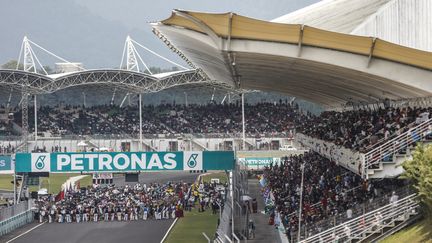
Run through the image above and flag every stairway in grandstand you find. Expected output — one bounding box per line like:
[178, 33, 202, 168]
[186, 134, 208, 151]
[364, 118, 432, 178]
[299, 193, 420, 243]
[242, 138, 256, 149]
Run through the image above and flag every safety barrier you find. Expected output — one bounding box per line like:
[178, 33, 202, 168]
[364, 118, 432, 177]
[0, 209, 34, 236]
[0, 200, 33, 221]
[300, 194, 419, 243]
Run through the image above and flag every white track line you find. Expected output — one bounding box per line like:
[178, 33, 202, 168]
[6, 222, 46, 243]
[160, 218, 178, 243]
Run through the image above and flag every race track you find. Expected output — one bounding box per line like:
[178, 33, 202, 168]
[0, 172, 198, 243]
[2, 220, 174, 243]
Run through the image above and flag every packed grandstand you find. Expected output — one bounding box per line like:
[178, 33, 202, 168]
[0, 0, 432, 242]
[1, 103, 430, 153]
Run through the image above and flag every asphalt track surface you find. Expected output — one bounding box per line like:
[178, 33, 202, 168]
[0, 172, 198, 243]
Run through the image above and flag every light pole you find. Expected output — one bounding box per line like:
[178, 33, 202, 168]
[82, 92, 86, 107]
[139, 94, 143, 151]
[298, 163, 305, 242]
[241, 93, 246, 150]
[34, 95, 37, 142]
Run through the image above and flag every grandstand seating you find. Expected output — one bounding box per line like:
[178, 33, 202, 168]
[263, 152, 412, 242]
[296, 107, 431, 152]
[3, 104, 430, 145]
[1, 102, 297, 137]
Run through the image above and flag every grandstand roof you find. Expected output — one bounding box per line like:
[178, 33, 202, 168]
[0, 68, 220, 94]
[152, 9, 432, 108]
[272, 0, 393, 33]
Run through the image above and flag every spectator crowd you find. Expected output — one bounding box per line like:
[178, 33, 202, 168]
[296, 106, 431, 152]
[5, 102, 297, 137]
[36, 182, 189, 223]
[263, 152, 407, 238]
[1, 102, 431, 155]
[35, 179, 226, 224]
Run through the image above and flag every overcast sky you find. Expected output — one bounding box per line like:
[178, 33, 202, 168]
[0, 0, 319, 69]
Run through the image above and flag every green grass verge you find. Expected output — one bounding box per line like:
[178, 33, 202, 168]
[164, 207, 219, 243]
[0, 173, 92, 194]
[381, 218, 432, 243]
[164, 172, 227, 243]
[201, 172, 228, 184]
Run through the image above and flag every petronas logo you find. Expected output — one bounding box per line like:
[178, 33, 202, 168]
[187, 154, 198, 168]
[35, 155, 46, 170]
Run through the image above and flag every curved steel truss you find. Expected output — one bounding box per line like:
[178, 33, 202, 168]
[0, 68, 217, 94]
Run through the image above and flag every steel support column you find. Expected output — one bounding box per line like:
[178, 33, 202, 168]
[139, 93, 143, 151]
[34, 95, 38, 142]
[241, 93, 246, 150]
[21, 91, 29, 152]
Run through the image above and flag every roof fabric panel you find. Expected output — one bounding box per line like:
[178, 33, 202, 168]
[162, 14, 203, 33]
[374, 39, 432, 70]
[158, 10, 432, 70]
[302, 26, 373, 55]
[187, 12, 231, 36]
[231, 15, 300, 44]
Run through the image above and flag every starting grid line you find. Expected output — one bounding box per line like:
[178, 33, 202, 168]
[6, 222, 46, 243]
[160, 218, 178, 243]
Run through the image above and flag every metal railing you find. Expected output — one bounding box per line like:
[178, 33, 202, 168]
[300, 193, 419, 243]
[0, 132, 291, 141]
[292, 186, 414, 239]
[364, 118, 432, 176]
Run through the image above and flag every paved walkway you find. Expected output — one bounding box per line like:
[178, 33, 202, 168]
[247, 179, 282, 243]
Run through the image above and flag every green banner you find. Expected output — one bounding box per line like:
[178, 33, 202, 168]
[15, 151, 234, 173]
[238, 157, 281, 166]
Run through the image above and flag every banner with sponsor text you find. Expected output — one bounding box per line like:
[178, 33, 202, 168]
[15, 151, 234, 173]
[238, 157, 281, 170]
[0, 156, 13, 174]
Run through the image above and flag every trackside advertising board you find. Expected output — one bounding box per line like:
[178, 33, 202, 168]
[15, 151, 234, 173]
[238, 157, 281, 166]
[0, 156, 13, 174]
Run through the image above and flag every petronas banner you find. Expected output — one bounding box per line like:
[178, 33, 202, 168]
[15, 151, 234, 173]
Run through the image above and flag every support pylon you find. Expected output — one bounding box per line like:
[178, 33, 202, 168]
[126, 36, 140, 72]
[22, 36, 37, 73]
[20, 91, 29, 152]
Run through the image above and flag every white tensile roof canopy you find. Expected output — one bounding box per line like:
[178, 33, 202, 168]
[272, 0, 393, 34]
[152, 0, 432, 108]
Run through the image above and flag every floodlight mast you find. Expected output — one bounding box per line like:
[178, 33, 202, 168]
[22, 37, 36, 73]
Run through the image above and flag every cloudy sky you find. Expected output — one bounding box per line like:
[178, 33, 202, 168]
[0, 0, 319, 69]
